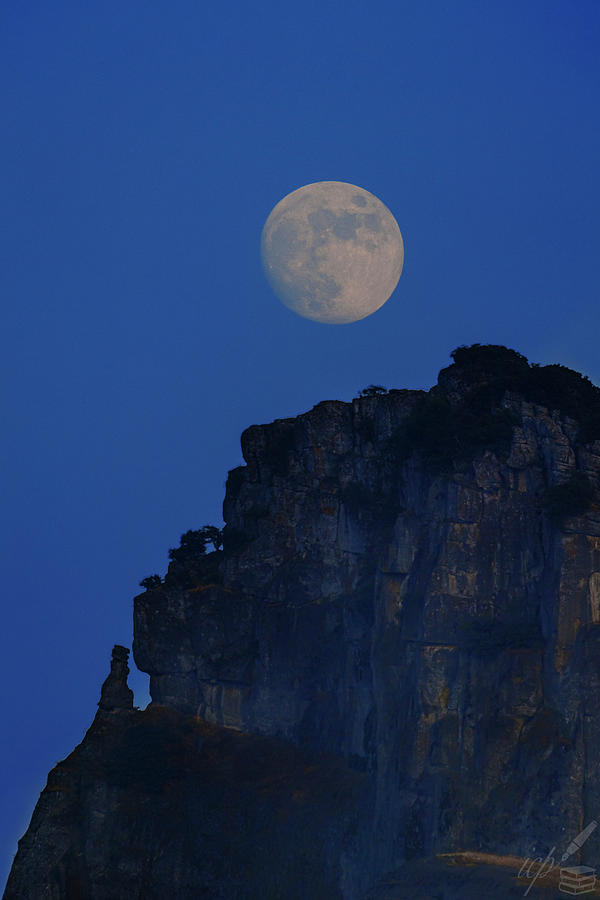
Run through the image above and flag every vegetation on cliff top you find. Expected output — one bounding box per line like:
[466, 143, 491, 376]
[394, 387, 518, 474]
[358, 384, 388, 397]
[542, 473, 595, 523]
[442, 343, 600, 442]
[393, 344, 600, 475]
[139, 525, 223, 590]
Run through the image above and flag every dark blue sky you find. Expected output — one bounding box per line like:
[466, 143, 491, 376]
[2, 1, 599, 887]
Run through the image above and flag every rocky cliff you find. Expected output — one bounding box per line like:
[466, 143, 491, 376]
[6, 344, 600, 899]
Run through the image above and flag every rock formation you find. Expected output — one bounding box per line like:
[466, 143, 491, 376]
[5, 344, 600, 898]
[97, 645, 134, 712]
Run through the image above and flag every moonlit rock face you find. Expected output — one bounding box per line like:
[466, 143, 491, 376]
[261, 181, 403, 324]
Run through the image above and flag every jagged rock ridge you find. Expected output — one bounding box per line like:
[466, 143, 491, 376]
[6, 344, 600, 899]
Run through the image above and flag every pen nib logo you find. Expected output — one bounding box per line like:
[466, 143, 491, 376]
[518, 820, 598, 896]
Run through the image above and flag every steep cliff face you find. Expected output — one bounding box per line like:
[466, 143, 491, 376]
[7, 346, 600, 898]
[134, 358, 600, 867]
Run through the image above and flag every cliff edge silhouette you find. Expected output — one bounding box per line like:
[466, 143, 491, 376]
[6, 344, 600, 899]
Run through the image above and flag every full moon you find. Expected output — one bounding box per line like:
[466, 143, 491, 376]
[260, 181, 404, 324]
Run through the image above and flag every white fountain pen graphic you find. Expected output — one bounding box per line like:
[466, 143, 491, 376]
[561, 820, 598, 863]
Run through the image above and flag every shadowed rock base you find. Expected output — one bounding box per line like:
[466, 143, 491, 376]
[3, 706, 368, 900]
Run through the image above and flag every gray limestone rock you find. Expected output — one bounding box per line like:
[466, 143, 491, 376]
[7, 348, 600, 898]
